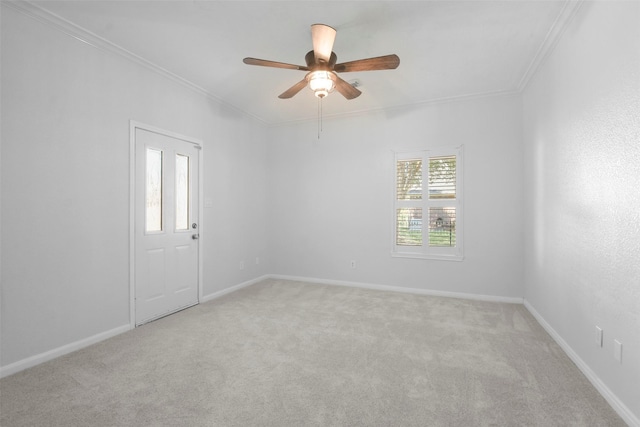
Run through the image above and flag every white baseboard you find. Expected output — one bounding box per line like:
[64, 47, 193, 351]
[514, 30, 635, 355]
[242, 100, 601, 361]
[524, 300, 639, 427]
[0, 275, 269, 379]
[267, 274, 524, 304]
[8, 274, 635, 427]
[0, 324, 131, 379]
[200, 274, 269, 303]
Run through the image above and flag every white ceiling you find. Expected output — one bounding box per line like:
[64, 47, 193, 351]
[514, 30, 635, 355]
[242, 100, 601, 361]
[30, 0, 576, 125]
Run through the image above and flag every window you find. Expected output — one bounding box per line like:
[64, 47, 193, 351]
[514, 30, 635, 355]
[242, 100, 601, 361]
[145, 148, 163, 232]
[175, 153, 190, 231]
[393, 147, 463, 260]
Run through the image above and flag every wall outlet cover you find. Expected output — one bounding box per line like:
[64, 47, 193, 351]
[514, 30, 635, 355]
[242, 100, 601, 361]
[613, 339, 622, 363]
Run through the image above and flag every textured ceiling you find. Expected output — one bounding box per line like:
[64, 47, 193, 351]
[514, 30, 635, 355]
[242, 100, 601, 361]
[29, 0, 577, 124]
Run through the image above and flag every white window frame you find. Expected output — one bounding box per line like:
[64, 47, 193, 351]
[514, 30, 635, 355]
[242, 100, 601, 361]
[392, 146, 464, 261]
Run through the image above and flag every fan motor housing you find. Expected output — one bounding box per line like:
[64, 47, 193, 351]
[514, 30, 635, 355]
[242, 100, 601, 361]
[305, 50, 337, 69]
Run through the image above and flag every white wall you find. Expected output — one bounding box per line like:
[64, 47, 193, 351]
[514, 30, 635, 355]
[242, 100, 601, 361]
[268, 94, 524, 299]
[3, 4, 637, 423]
[1, 5, 269, 367]
[1, 3, 525, 374]
[523, 1, 640, 422]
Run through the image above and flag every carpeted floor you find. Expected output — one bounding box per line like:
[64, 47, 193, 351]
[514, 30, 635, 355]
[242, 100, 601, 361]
[0, 279, 626, 426]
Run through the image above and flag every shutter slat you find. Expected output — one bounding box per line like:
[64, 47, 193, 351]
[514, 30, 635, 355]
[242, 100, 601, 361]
[396, 159, 422, 200]
[428, 207, 456, 247]
[428, 156, 456, 199]
[396, 208, 422, 246]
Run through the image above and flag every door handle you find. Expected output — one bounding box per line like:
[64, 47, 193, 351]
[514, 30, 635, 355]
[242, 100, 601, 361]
[192, 234, 199, 240]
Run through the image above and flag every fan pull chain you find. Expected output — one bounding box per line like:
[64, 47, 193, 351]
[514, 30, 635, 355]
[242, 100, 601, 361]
[317, 97, 323, 139]
[320, 96, 324, 132]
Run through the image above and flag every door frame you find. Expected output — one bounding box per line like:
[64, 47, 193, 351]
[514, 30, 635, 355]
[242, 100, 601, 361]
[129, 120, 204, 329]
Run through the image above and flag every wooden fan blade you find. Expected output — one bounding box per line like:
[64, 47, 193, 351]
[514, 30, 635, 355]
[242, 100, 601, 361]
[243, 57, 309, 71]
[311, 24, 336, 63]
[334, 75, 362, 100]
[334, 54, 400, 73]
[278, 79, 309, 99]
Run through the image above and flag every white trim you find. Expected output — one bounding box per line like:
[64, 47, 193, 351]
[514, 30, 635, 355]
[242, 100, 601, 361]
[524, 300, 640, 427]
[0, 275, 266, 378]
[197, 136, 204, 303]
[390, 252, 464, 262]
[2, 0, 267, 126]
[2, 1, 580, 127]
[200, 275, 270, 303]
[6, 272, 635, 427]
[0, 324, 131, 379]
[516, 0, 584, 91]
[268, 274, 523, 304]
[129, 123, 136, 329]
[129, 120, 204, 329]
[269, 90, 522, 128]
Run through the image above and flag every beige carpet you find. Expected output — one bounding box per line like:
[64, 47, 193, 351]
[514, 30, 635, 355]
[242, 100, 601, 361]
[0, 279, 625, 426]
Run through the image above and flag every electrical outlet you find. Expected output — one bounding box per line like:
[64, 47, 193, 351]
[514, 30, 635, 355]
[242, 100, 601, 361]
[595, 326, 603, 347]
[614, 340, 622, 363]
[350, 260, 356, 269]
[239, 261, 245, 271]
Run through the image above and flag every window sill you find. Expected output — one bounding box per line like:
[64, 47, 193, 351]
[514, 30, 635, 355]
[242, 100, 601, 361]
[391, 251, 464, 262]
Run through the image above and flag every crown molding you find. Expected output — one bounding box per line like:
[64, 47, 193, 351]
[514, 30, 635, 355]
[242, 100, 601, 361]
[2, 0, 269, 126]
[4, 0, 584, 127]
[517, 0, 584, 91]
[269, 89, 521, 128]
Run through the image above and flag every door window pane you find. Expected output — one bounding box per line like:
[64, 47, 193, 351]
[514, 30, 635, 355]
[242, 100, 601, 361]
[146, 148, 163, 232]
[175, 154, 190, 231]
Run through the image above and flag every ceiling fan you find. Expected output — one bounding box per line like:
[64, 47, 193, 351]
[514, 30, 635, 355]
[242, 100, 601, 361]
[243, 24, 400, 100]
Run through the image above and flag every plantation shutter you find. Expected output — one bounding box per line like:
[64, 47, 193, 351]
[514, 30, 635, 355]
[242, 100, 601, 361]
[393, 148, 463, 261]
[428, 156, 456, 199]
[396, 159, 422, 246]
[427, 155, 456, 247]
[397, 159, 422, 200]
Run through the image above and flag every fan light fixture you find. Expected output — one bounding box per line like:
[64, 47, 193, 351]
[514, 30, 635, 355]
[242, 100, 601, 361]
[243, 23, 400, 102]
[243, 23, 400, 137]
[307, 70, 336, 98]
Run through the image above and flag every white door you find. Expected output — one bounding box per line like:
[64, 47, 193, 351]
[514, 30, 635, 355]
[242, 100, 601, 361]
[134, 127, 200, 325]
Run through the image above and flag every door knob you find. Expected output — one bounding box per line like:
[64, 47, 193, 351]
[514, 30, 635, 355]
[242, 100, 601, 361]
[192, 234, 199, 240]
